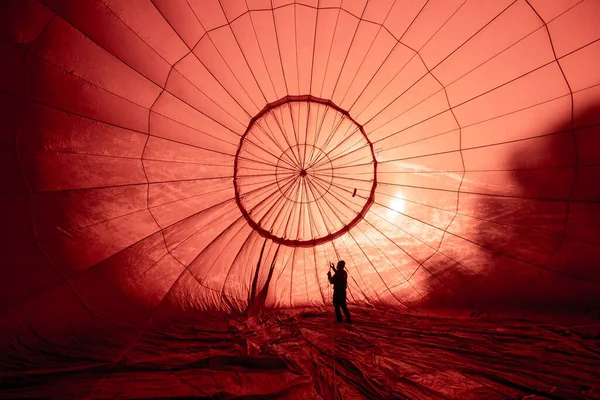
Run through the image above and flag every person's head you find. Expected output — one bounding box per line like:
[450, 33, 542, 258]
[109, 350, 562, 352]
[337, 260, 345, 270]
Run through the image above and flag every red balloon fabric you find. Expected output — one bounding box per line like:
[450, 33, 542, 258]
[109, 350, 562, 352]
[2, 0, 600, 385]
[2, 1, 600, 397]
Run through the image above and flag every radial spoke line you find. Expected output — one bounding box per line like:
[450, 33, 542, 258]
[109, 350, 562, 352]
[312, 160, 374, 173]
[345, 227, 413, 309]
[250, 121, 300, 170]
[242, 140, 296, 172]
[270, 175, 303, 217]
[167, 203, 242, 258]
[245, 128, 287, 164]
[378, 179, 600, 204]
[372, 196, 597, 285]
[223, 164, 281, 174]
[271, 177, 305, 239]
[218, 231, 262, 306]
[247, 119, 298, 167]
[306, 104, 329, 165]
[239, 185, 290, 215]
[304, 183, 321, 240]
[293, 3, 301, 96]
[313, 133, 371, 169]
[151, 107, 240, 145]
[33, 51, 154, 114]
[149, 185, 232, 210]
[364, 203, 481, 281]
[162, 80, 251, 138]
[312, 176, 370, 199]
[309, 110, 350, 167]
[309, 176, 359, 218]
[307, 174, 331, 202]
[376, 84, 600, 155]
[346, 39, 414, 113]
[287, 102, 302, 163]
[307, 103, 323, 164]
[314, 103, 354, 162]
[277, 173, 303, 240]
[238, 174, 297, 207]
[276, 104, 301, 165]
[356, 3, 545, 133]
[315, 186, 408, 307]
[238, 174, 293, 186]
[249, 175, 300, 228]
[345, 0, 430, 113]
[377, 185, 600, 246]
[245, 3, 281, 98]
[350, 0, 471, 123]
[351, 220, 425, 300]
[329, 1, 369, 98]
[305, 175, 333, 201]
[313, 103, 339, 164]
[367, 0, 524, 131]
[236, 171, 296, 179]
[308, 175, 346, 235]
[318, 6, 343, 97]
[125, 0, 600, 313]
[295, 178, 306, 243]
[240, 173, 294, 208]
[189, 11, 262, 112]
[310, 178, 458, 295]
[261, 175, 303, 234]
[235, 174, 293, 190]
[314, 121, 363, 168]
[79, 206, 241, 328]
[316, 153, 374, 172]
[308, 1, 320, 94]
[335, 236, 381, 303]
[329, 86, 592, 168]
[218, 2, 269, 105]
[62, 202, 238, 320]
[309, 178, 354, 231]
[270, 0, 291, 95]
[195, 216, 251, 282]
[311, 245, 327, 304]
[327, 101, 354, 148]
[269, 108, 302, 167]
[243, 179, 299, 228]
[238, 155, 296, 172]
[337, 0, 397, 105]
[310, 177, 373, 217]
[172, 65, 250, 129]
[256, 107, 294, 157]
[155, 0, 256, 119]
[318, 171, 371, 178]
[314, 171, 373, 187]
[302, 101, 312, 168]
[307, 123, 363, 170]
[304, 177, 339, 237]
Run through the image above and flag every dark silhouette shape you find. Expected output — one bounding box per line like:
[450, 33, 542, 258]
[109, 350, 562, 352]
[327, 260, 352, 323]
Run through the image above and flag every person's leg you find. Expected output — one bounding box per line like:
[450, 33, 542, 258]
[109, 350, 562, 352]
[333, 299, 343, 322]
[341, 301, 351, 322]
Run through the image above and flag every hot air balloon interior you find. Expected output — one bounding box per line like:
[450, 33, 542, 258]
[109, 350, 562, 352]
[1, 0, 600, 398]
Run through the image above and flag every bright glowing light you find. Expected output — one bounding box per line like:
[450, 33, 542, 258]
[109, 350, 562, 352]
[387, 192, 406, 220]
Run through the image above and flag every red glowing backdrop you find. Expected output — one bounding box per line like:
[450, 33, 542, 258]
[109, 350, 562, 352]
[1, 0, 600, 332]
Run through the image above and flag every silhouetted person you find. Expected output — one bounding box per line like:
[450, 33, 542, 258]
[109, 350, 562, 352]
[327, 260, 351, 323]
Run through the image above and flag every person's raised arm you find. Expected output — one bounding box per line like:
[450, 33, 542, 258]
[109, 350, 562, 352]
[327, 262, 335, 284]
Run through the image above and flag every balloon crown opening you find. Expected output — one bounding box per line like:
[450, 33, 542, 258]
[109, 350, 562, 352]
[233, 95, 377, 248]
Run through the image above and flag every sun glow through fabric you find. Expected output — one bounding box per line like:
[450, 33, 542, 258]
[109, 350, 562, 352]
[1, 0, 600, 329]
